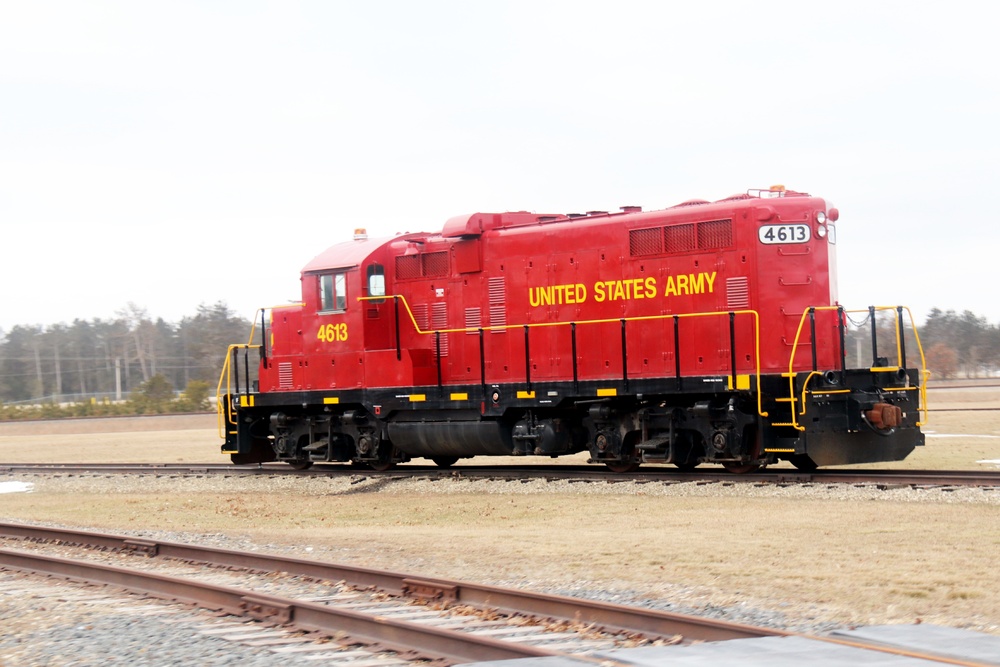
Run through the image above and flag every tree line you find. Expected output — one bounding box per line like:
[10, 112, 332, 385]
[0, 302, 253, 414]
[918, 308, 1000, 380]
[0, 304, 996, 416]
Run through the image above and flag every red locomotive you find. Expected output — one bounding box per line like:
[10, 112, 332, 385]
[218, 186, 927, 472]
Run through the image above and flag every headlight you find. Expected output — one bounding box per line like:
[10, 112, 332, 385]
[816, 211, 827, 224]
[816, 224, 828, 238]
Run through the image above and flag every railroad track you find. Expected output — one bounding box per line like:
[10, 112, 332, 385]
[3, 462, 1000, 488]
[2, 523, 996, 666]
[0, 522, 780, 664]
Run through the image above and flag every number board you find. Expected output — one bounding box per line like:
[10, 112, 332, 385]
[758, 224, 810, 245]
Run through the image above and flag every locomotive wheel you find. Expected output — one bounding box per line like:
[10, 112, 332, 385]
[286, 460, 314, 471]
[605, 459, 641, 473]
[722, 461, 761, 474]
[431, 456, 459, 468]
[722, 428, 763, 474]
[368, 442, 397, 472]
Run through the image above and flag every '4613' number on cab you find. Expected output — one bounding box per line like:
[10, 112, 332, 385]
[758, 224, 810, 244]
[317, 323, 348, 343]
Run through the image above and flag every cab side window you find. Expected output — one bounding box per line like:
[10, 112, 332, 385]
[319, 272, 347, 312]
[366, 263, 385, 302]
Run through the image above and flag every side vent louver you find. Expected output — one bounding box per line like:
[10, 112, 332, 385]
[726, 276, 750, 310]
[488, 277, 507, 333]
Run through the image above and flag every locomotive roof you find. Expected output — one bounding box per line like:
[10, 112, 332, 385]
[303, 188, 820, 272]
[300, 235, 396, 274]
[439, 189, 817, 238]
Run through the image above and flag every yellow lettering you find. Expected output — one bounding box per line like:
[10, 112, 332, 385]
[664, 276, 676, 297]
[531, 273, 718, 306]
[689, 273, 704, 294]
[677, 274, 689, 295]
[316, 322, 348, 343]
[645, 276, 657, 298]
[529, 283, 590, 307]
[662, 272, 718, 299]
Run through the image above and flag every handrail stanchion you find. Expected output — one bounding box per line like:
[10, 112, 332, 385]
[571, 323, 579, 393]
[394, 296, 402, 361]
[808, 308, 817, 371]
[479, 328, 487, 401]
[620, 319, 628, 391]
[524, 325, 531, 391]
[729, 311, 737, 389]
[233, 347, 241, 399]
[897, 306, 907, 371]
[435, 331, 443, 390]
[673, 315, 682, 391]
[838, 306, 847, 383]
[869, 305, 879, 365]
[243, 347, 250, 395]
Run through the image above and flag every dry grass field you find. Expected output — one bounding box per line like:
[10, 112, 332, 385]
[2, 385, 999, 634]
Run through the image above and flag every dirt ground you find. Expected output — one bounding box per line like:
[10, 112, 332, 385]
[1, 386, 999, 634]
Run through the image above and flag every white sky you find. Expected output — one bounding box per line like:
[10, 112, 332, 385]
[1, 1, 997, 331]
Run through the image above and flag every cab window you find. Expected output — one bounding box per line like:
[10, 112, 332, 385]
[366, 263, 385, 302]
[319, 272, 347, 312]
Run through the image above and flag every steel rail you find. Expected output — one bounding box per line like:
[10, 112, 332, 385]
[0, 546, 565, 665]
[0, 522, 780, 644]
[3, 525, 996, 667]
[2, 462, 999, 487]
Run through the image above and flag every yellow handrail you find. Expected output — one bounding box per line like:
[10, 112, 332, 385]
[781, 305, 929, 431]
[216, 342, 262, 438]
[216, 307, 274, 439]
[360, 294, 769, 418]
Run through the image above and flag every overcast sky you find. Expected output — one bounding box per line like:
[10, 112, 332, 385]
[1, 1, 997, 332]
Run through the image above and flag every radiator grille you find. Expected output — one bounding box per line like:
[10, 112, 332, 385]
[422, 251, 449, 277]
[395, 255, 421, 280]
[699, 219, 733, 250]
[629, 227, 663, 256]
[395, 251, 449, 279]
[664, 223, 696, 253]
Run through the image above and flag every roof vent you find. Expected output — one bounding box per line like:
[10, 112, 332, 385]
[353, 228, 368, 241]
[621, 206, 642, 213]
